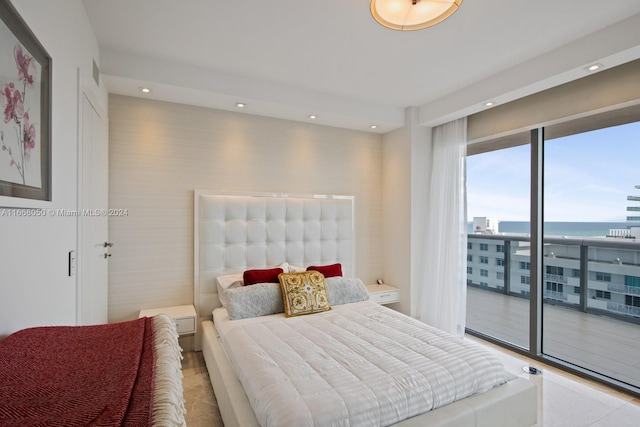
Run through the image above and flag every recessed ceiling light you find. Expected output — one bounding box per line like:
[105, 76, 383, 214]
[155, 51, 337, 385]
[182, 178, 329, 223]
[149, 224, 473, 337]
[235, 102, 246, 108]
[370, 125, 377, 129]
[308, 115, 317, 119]
[484, 101, 495, 107]
[139, 87, 151, 93]
[585, 63, 602, 72]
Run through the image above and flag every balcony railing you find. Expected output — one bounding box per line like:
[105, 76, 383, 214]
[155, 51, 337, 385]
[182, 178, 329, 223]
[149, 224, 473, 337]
[543, 290, 567, 301]
[607, 301, 640, 317]
[608, 283, 640, 295]
[467, 233, 640, 322]
[544, 273, 567, 283]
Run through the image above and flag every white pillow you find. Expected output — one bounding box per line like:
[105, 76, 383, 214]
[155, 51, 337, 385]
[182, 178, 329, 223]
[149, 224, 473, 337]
[278, 262, 290, 272]
[216, 273, 243, 306]
[287, 264, 305, 273]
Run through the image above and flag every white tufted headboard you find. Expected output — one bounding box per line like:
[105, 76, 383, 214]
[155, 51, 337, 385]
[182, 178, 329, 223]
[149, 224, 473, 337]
[194, 190, 355, 325]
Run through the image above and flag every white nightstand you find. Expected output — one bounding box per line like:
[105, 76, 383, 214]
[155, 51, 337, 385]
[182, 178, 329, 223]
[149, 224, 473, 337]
[139, 304, 197, 335]
[366, 284, 400, 305]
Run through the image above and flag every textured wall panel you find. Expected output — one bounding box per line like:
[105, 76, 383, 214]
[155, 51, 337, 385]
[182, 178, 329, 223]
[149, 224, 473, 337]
[108, 95, 383, 322]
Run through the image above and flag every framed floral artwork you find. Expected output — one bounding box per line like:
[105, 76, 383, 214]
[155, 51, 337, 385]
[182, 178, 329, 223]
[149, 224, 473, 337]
[0, 0, 51, 203]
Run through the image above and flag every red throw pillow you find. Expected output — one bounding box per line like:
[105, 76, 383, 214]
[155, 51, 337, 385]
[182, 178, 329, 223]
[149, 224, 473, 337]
[243, 267, 283, 286]
[306, 263, 342, 278]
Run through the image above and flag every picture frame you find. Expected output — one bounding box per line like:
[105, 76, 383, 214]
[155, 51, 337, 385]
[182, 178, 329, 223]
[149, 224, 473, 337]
[0, 0, 51, 204]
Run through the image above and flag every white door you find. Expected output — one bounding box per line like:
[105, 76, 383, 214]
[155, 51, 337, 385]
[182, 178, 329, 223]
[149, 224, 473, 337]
[78, 91, 109, 325]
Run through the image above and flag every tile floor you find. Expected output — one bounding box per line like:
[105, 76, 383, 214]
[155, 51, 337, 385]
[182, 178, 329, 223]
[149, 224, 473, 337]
[467, 335, 640, 427]
[181, 351, 223, 427]
[181, 337, 640, 426]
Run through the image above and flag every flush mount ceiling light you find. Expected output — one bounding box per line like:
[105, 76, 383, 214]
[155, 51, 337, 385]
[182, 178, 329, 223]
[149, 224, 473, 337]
[371, 0, 463, 31]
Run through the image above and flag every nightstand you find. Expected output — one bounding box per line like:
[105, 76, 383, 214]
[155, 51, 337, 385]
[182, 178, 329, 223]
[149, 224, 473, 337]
[139, 304, 197, 335]
[366, 284, 400, 305]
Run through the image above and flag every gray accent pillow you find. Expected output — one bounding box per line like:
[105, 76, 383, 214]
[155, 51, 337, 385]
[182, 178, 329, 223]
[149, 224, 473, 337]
[225, 276, 370, 320]
[225, 282, 284, 320]
[325, 277, 370, 306]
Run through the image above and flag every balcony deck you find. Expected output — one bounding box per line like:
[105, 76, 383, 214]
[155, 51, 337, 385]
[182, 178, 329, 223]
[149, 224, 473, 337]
[466, 286, 640, 389]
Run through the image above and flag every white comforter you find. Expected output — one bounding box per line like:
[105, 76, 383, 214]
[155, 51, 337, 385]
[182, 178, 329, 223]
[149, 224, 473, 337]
[214, 301, 512, 427]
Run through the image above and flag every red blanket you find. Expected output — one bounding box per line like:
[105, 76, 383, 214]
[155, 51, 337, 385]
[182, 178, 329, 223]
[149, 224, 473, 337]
[0, 317, 155, 426]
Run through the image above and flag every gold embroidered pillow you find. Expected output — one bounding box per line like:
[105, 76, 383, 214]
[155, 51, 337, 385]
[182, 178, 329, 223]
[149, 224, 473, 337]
[278, 271, 332, 317]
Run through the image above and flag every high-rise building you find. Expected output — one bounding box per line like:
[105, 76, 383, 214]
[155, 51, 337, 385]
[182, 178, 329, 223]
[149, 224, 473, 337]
[627, 184, 640, 221]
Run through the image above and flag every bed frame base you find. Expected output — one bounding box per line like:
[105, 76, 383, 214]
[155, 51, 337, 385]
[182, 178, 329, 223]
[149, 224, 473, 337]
[201, 320, 537, 427]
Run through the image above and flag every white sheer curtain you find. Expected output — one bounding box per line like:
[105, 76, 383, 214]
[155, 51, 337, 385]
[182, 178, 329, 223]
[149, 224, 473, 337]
[415, 117, 467, 336]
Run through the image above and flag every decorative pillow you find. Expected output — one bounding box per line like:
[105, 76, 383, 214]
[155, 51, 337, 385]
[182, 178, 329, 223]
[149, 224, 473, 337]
[278, 262, 290, 272]
[225, 283, 284, 320]
[278, 271, 332, 317]
[325, 277, 370, 306]
[306, 263, 342, 278]
[243, 267, 283, 286]
[286, 264, 306, 273]
[216, 273, 244, 307]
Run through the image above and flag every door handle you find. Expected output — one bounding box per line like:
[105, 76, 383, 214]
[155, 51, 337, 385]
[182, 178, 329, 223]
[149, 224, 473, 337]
[104, 253, 112, 259]
[103, 242, 113, 248]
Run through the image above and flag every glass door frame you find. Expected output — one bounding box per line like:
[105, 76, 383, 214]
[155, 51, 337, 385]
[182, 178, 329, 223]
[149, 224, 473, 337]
[467, 125, 640, 399]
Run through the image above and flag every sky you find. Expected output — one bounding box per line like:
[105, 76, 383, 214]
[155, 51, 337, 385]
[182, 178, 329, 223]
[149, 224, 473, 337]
[467, 121, 640, 222]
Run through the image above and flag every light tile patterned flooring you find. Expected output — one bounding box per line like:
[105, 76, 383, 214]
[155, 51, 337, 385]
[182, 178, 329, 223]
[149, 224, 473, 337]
[181, 330, 640, 427]
[467, 336, 640, 427]
[181, 351, 223, 427]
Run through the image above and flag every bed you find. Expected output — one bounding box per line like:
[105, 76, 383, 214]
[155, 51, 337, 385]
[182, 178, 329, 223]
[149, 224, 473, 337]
[0, 314, 186, 426]
[195, 191, 537, 427]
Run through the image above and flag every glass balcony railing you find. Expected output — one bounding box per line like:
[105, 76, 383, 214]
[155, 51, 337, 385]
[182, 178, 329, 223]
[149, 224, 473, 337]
[467, 233, 640, 320]
[466, 232, 640, 390]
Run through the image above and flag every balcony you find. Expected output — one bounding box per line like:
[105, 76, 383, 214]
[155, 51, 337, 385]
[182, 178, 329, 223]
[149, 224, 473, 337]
[467, 286, 640, 389]
[466, 233, 640, 390]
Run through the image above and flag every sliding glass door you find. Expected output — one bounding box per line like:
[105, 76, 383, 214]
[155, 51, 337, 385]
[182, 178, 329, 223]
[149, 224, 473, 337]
[466, 134, 530, 350]
[542, 121, 640, 389]
[466, 107, 640, 393]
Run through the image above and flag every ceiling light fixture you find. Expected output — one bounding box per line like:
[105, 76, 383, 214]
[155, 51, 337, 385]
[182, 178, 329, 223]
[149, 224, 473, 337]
[235, 102, 246, 108]
[484, 101, 495, 107]
[370, 125, 378, 129]
[308, 115, 317, 119]
[139, 87, 151, 93]
[585, 63, 602, 72]
[370, 0, 463, 31]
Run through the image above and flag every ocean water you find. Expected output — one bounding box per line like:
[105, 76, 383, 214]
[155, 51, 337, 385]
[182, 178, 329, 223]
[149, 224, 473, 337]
[468, 221, 640, 237]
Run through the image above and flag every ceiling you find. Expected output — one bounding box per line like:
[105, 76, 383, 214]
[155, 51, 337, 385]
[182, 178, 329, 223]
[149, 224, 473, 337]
[81, 0, 640, 133]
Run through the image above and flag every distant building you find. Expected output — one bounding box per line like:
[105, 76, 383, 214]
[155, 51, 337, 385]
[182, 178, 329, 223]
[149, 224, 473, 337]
[609, 184, 640, 238]
[627, 184, 640, 221]
[467, 217, 640, 321]
[608, 227, 640, 239]
[472, 217, 500, 234]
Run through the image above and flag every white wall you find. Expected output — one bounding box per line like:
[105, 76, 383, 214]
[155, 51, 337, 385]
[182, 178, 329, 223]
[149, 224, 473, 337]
[382, 107, 431, 316]
[0, 0, 103, 337]
[382, 124, 411, 314]
[108, 95, 384, 322]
